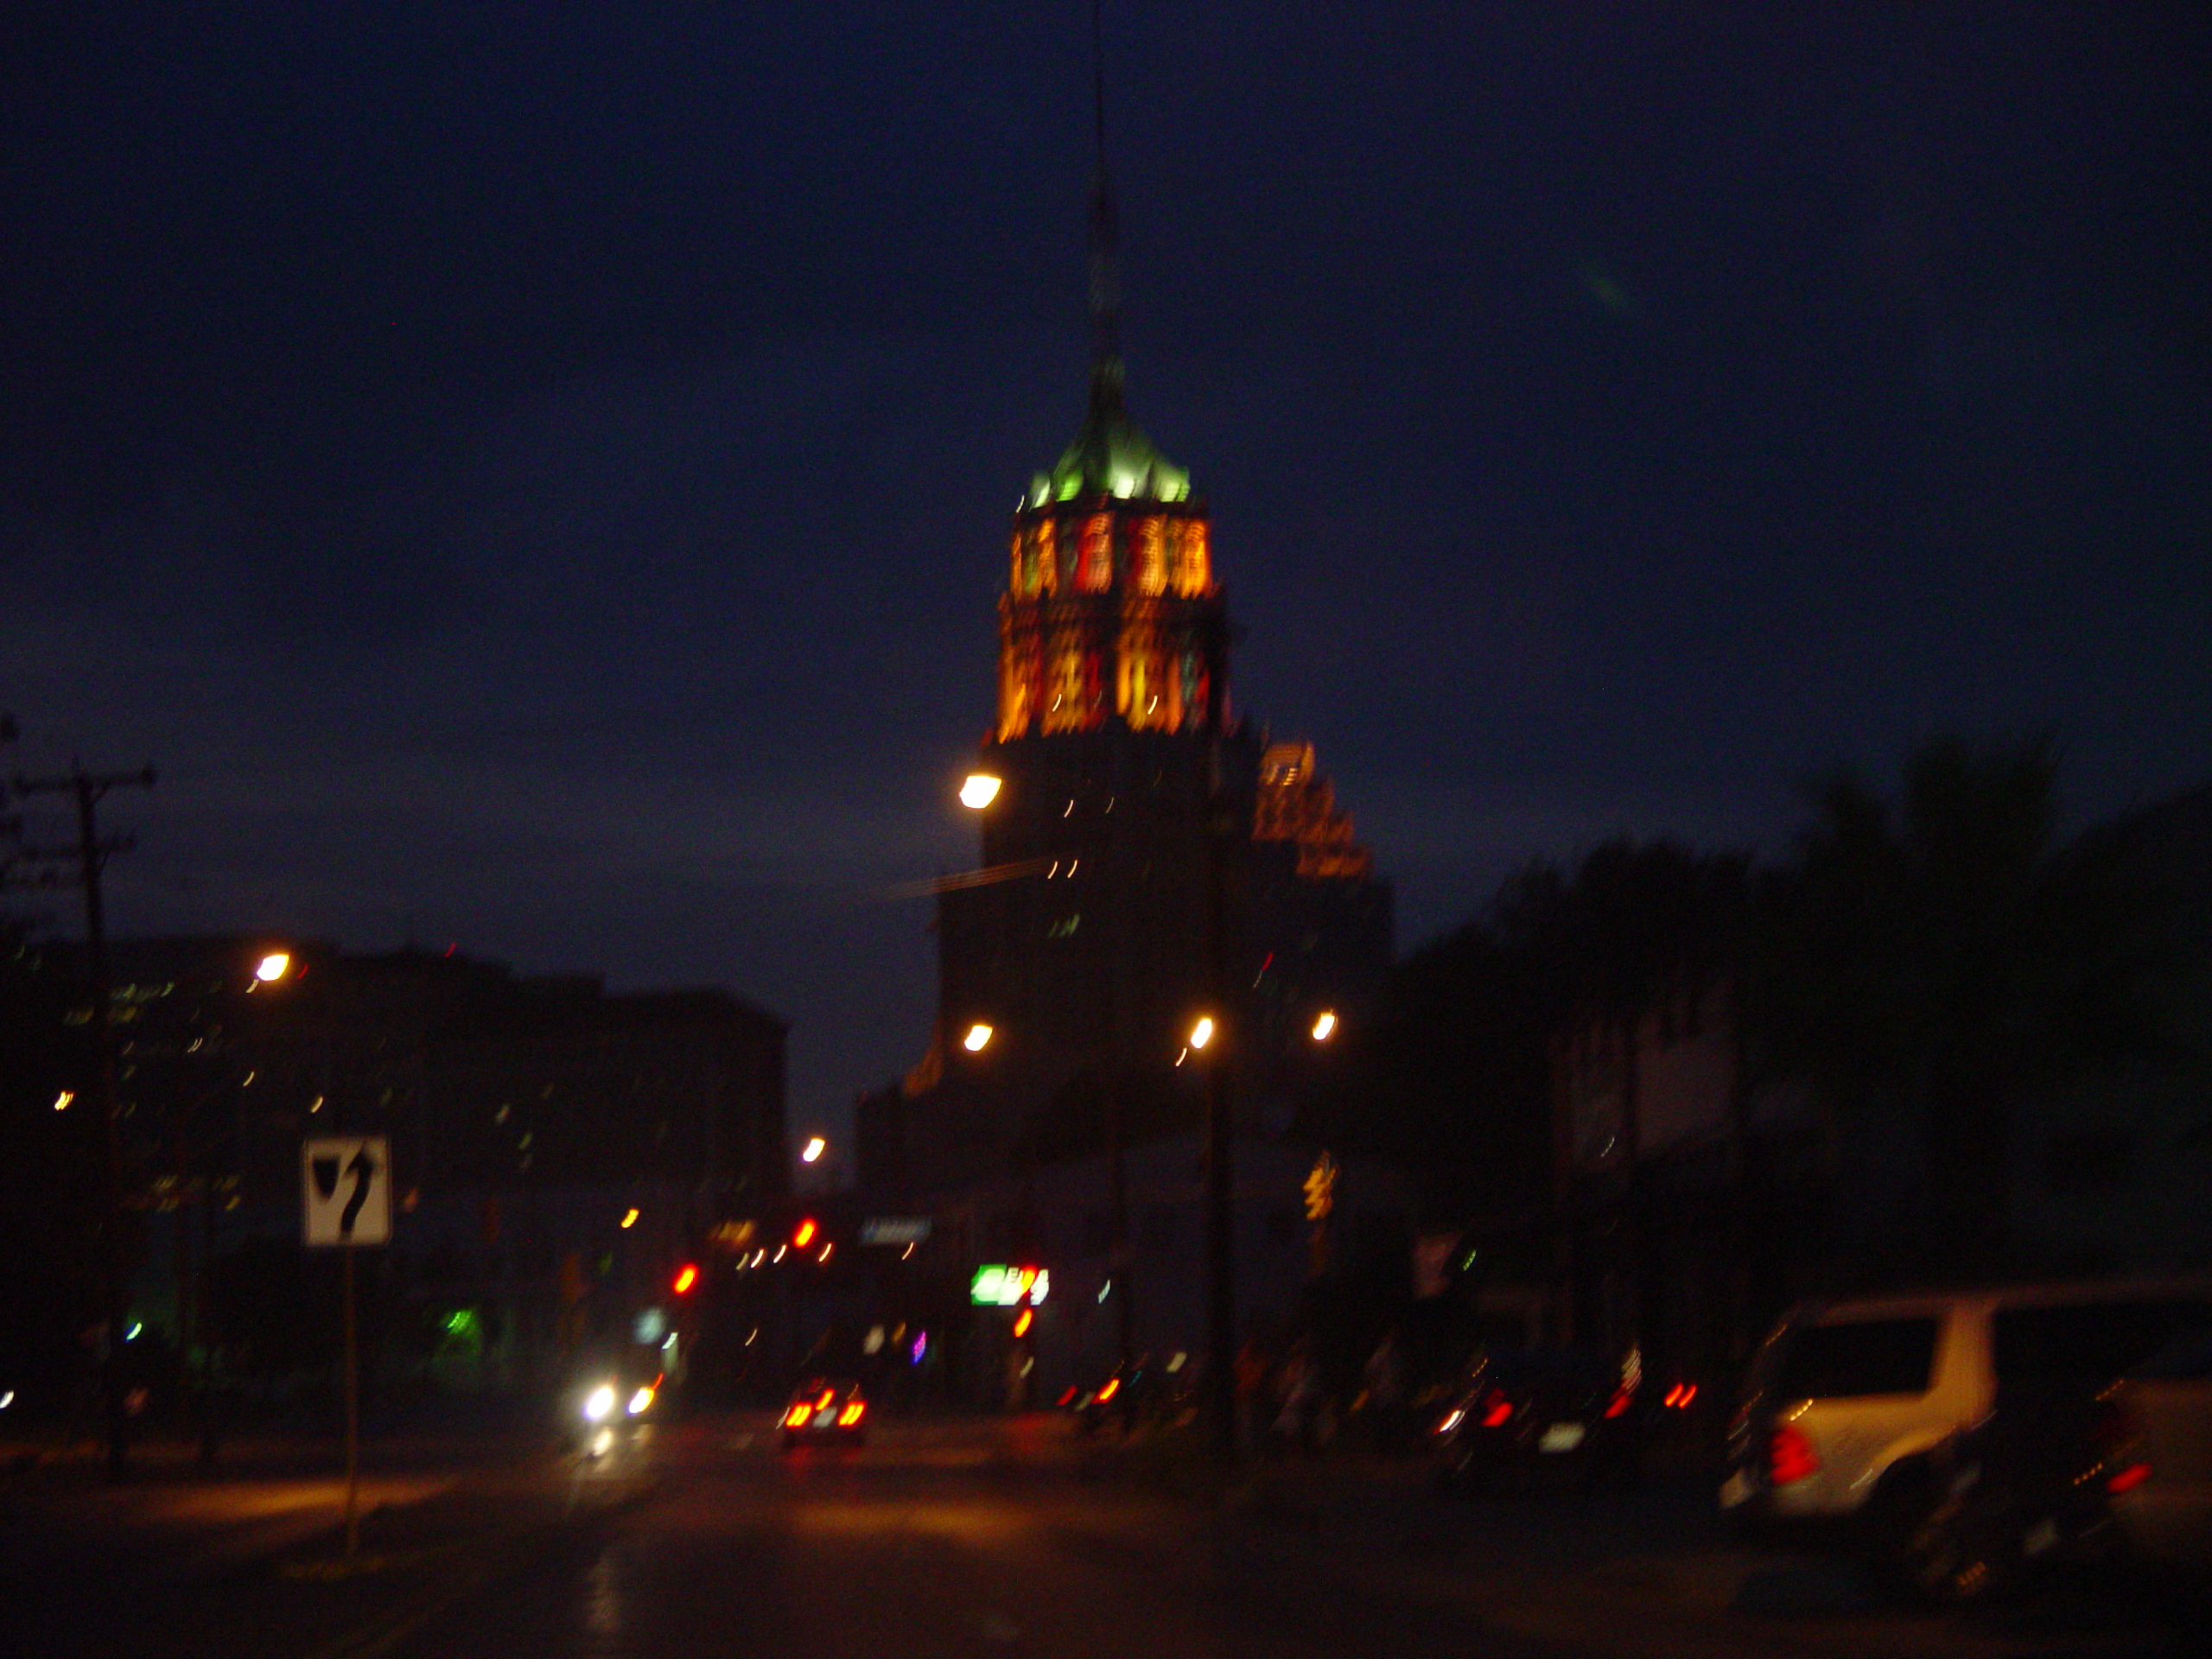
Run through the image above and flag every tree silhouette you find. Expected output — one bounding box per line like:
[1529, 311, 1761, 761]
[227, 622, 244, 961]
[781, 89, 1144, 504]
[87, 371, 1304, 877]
[1755, 737, 2174, 1276]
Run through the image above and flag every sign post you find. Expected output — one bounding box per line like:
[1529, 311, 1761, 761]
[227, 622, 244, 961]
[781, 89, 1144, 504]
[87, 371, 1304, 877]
[303, 1136, 391, 1564]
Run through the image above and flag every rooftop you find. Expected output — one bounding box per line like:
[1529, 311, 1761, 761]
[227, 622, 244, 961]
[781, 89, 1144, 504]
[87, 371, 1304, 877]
[1026, 369, 1192, 509]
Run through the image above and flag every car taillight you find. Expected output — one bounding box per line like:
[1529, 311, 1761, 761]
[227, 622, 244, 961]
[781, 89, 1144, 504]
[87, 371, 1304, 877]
[2106, 1459, 2151, 1495]
[1769, 1422, 1820, 1485]
[785, 1405, 811, 1427]
[1604, 1387, 1633, 1420]
[837, 1401, 866, 1427]
[1481, 1389, 1514, 1428]
[2093, 1397, 2150, 1494]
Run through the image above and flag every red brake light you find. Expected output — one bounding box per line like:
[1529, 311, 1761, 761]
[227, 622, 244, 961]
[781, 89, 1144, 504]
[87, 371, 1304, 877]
[671, 1263, 698, 1295]
[2107, 1461, 2152, 1496]
[1481, 1390, 1514, 1428]
[793, 1219, 817, 1249]
[1769, 1423, 1820, 1485]
[837, 1401, 866, 1427]
[785, 1406, 810, 1427]
[1058, 1386, 1077, 1408]
[1605, 1387, 1634, 1420]
[1096, 1377, 1121, 1402]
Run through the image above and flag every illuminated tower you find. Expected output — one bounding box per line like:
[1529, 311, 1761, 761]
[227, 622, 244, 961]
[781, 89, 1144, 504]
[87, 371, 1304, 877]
[905, 75, 1389, 1186]
[880, 74, 1380, 1194]
[995, 166, 1224, 746]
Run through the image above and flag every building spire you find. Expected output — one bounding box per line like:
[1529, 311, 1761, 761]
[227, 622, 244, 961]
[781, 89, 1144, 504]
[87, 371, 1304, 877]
[1087, 0, 1122, 413]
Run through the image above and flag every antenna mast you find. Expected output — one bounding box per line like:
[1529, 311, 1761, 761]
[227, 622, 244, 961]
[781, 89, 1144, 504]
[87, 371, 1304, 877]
[1087, 0, 1122, 408]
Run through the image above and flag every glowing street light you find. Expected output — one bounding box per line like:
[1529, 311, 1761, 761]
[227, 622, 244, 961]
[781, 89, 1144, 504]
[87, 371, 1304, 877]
[254, 950, 292, 983]
[963, 1022, 994, 1052]
[959, 773, 1002, 810]
[620, 1208, 639, 1229]
[800, 1135, 827, 1165]
[53, 1090, 74, 1112]
[1310, 1010, 1338, 1042]
[1188, 1015, 1216, 1052]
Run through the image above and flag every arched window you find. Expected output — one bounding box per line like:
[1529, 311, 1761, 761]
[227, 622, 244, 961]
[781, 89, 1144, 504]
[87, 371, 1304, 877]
[1133, 516, 1166, 595]
[1079, 512, 1115, 591]
[1173, 518, 1211, 596]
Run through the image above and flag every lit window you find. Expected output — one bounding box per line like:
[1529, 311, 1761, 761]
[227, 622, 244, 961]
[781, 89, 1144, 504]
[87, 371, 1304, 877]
[1136, 516, 1166, 594]
[1079, 512, 1114, 591]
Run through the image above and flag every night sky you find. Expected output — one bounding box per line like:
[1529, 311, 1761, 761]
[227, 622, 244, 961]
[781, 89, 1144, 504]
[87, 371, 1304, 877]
[5, 3, 2207, 1147]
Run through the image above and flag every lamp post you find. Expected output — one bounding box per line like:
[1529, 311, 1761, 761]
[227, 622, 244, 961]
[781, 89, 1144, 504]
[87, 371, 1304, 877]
[1198, 741, 1238, 1466]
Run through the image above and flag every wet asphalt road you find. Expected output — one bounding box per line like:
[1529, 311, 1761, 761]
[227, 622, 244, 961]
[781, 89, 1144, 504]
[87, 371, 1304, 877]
[374, 1415, 2192, 1659]
[381, 1414, 1568, 1659]
[7, 1414, 2194, 1658]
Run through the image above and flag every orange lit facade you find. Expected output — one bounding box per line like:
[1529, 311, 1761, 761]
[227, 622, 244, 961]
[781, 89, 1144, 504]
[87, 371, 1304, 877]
[1255, 741, 1375, 880]
[997, 500, 1223, 741]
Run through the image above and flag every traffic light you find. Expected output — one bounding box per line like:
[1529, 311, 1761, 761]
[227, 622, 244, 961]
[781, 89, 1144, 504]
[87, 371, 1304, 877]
[1303, 1152, 1338, 1222]
[792, 1217, 818, 1249]
[672, 1262, 699, 1295]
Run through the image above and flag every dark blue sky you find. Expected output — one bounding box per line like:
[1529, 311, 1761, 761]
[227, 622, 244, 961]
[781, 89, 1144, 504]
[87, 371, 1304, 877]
[5, 3, 2207, 1147]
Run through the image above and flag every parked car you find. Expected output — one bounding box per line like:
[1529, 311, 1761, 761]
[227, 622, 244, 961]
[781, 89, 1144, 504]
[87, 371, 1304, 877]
[1720, 1279, 2212, 1591]
[2105, 1326, 2212, 1571]
[1432, 1347, 1648, 1492]
[1891, 1382, 2127, 1602]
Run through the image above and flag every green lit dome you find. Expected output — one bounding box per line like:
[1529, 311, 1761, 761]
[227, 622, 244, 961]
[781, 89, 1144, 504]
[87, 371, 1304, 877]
[1027, 372, 1192, 510]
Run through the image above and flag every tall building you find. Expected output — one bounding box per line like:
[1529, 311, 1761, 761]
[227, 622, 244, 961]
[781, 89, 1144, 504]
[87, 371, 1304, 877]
[895, 162, 1391, 1196]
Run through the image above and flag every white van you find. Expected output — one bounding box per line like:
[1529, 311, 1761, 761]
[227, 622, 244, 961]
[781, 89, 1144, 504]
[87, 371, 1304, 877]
[1719, 1279, 2212, 1534]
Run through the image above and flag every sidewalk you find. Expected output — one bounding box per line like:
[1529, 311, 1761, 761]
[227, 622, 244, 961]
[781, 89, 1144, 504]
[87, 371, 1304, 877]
[0, 1418, 640, 1659]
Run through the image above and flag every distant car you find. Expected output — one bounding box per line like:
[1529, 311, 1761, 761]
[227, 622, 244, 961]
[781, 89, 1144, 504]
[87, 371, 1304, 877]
[567, 1357, 660, 1457]
[1720, 1280, 2212, 1574]
[1431, 1348, 1648, 1492]
[781, 1377, 868, 1448]
[2106, 1327, 2212, 1571]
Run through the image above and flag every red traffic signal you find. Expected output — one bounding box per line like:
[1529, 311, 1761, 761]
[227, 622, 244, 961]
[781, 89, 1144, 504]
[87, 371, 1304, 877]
[672, 1263, 699, 1295]
[792, 1218, 818, 1249]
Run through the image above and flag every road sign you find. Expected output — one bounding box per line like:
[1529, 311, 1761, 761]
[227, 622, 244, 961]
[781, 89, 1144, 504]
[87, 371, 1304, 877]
[302, 1136, 391, 1247]
[860, 1217, 931, 1246]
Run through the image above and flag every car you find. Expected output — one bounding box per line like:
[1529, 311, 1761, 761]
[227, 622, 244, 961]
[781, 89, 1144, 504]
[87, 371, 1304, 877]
[567, 1359, 660, 1458]
[1719, 1279, 2212, 1573]
[781, 1376, 868, 1448]
[2105, 1325, 2212, 1571]
[1430, 1347, 1649, 1492]
[1889, 1379, 2126, 1602]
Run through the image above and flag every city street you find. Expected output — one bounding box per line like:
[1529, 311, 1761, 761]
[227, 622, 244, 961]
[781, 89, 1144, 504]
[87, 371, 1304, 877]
[6, 1414, 2194, 1659]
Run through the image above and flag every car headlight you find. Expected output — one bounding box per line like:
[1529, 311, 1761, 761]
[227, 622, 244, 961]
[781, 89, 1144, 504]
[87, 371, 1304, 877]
[584, 1383, 617, 1422]
[627, 1385, 653, 1417]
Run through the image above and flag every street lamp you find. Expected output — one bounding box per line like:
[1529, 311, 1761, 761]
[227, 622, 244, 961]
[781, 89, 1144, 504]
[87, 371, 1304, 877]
[963, 1021, 994, 1052]
[1188, 1015, 1216, 1052]
[253, 950, 291, 984]
[1310, 1009, 1338, 1043]
[800, 1135, 827, 1165]
[959, 773, 1002, 810]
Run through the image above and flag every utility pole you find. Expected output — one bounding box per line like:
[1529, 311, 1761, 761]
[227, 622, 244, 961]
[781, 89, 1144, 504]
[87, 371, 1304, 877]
[1105, 1088, 1134, 1373]
[12, 760, 156, 1479]
[1199, 741, 1237, 1466]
